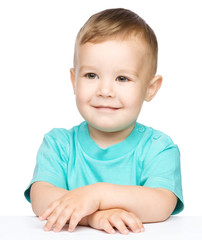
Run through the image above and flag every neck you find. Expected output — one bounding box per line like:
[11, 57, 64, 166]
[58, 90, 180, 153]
[88, 123, 136, 149]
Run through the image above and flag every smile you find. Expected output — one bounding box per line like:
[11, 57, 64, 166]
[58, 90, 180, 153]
[94, 106, 120, 112]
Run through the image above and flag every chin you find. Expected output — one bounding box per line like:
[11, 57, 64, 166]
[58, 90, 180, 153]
[88, 123, 124, 133]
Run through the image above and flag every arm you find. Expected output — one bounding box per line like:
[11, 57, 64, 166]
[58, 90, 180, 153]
[30, 181, 88, 226]
[88, 208, 144, 234]
[37, 182, 177, 232]
[31, 181, 143, 234]
[97, 183, 177, 223]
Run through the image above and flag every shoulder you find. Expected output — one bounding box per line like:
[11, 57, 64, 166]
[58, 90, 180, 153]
[136, 123, 180, 155]
[43, 122, 84, 148]
[137, 122, 176, 144]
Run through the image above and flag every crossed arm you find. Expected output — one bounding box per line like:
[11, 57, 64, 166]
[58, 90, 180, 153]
[30, 181, 177, 234]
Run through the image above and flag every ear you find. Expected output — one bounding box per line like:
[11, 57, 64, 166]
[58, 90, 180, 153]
[70, 68, 76, 94]
[144, 75, 163, 102]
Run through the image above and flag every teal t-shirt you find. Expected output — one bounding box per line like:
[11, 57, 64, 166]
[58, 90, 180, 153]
[24, 121, 184, 214]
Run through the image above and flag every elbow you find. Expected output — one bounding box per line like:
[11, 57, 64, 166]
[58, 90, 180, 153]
[160, 191, 178, 222]
[142, 209, 173, 224]
[143, 188, 178, 223]
[30, 185, 38, 216]
[31, 201, 41, 217]
[30, 183, 45, 217]
[30, 193, 41, 217]
[156, 208, 174, 223]
[160, 200, 177, 222]
[156, 190, 178, 223]
[142, 204, 176, 224]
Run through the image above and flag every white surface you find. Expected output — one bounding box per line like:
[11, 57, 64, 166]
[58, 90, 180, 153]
[0, 0, 202, 216]
[0, 216, 202, 239]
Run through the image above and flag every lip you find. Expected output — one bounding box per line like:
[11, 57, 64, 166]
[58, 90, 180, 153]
[93, 106, 120, 112]
[95, 106, 119, 108]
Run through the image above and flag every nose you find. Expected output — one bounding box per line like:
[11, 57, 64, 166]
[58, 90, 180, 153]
[96, 78, 115, 98]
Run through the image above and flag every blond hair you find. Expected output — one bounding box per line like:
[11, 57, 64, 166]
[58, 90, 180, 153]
[73, 8, 158, 75]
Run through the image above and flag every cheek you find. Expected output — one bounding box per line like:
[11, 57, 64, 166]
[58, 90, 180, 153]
[76, 92, 85, 109]
[123, 90, 145, 117]
[124, 87, 145, 105]
[75, 83, 92, 105]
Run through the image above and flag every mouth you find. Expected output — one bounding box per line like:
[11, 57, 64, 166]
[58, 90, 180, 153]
[93, 106, 120, 112]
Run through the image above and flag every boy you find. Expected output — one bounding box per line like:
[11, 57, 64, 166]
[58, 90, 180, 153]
[24, 8, 184, 235]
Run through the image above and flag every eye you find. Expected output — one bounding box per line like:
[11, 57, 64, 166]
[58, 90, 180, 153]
[116, 76, 129, 82]
[85, 73, 98, 79]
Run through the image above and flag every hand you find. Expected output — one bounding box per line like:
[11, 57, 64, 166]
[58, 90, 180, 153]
[39, 184, 100, 232]
[87, 208, 144, 234]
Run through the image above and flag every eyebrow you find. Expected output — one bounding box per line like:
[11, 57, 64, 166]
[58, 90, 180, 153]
[78, 65, 97, 72]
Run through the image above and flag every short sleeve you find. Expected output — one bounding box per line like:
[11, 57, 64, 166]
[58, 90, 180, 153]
[24, 129, 69, 202]
[140, 134, 184, 215]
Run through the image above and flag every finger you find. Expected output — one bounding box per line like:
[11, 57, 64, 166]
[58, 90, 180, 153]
[100, 219, 115, 234]
[124, 219, 140, 233]
[53, 208, 72, 232]
[109, 215, 129, 235]
[136, 219, 144, 233]
[44, 206, 64, 231]
[68, 211, 83, 232]
[39, 201, 59, 221]
[122, 213, 144, 233]
[130, 215, 144, 233]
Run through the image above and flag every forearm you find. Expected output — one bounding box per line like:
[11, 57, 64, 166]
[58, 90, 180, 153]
[30, 182, 67, 216]
[30, 181, 88, 226]
[97, 183, 177, 223]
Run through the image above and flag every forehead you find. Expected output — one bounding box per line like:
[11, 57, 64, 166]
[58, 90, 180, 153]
[77, 39, 149, 69]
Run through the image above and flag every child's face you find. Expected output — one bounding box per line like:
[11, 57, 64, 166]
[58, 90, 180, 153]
[71, 39, 162, 134]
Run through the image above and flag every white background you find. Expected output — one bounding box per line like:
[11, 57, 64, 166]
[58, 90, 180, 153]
[0, 0, 201, 216]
